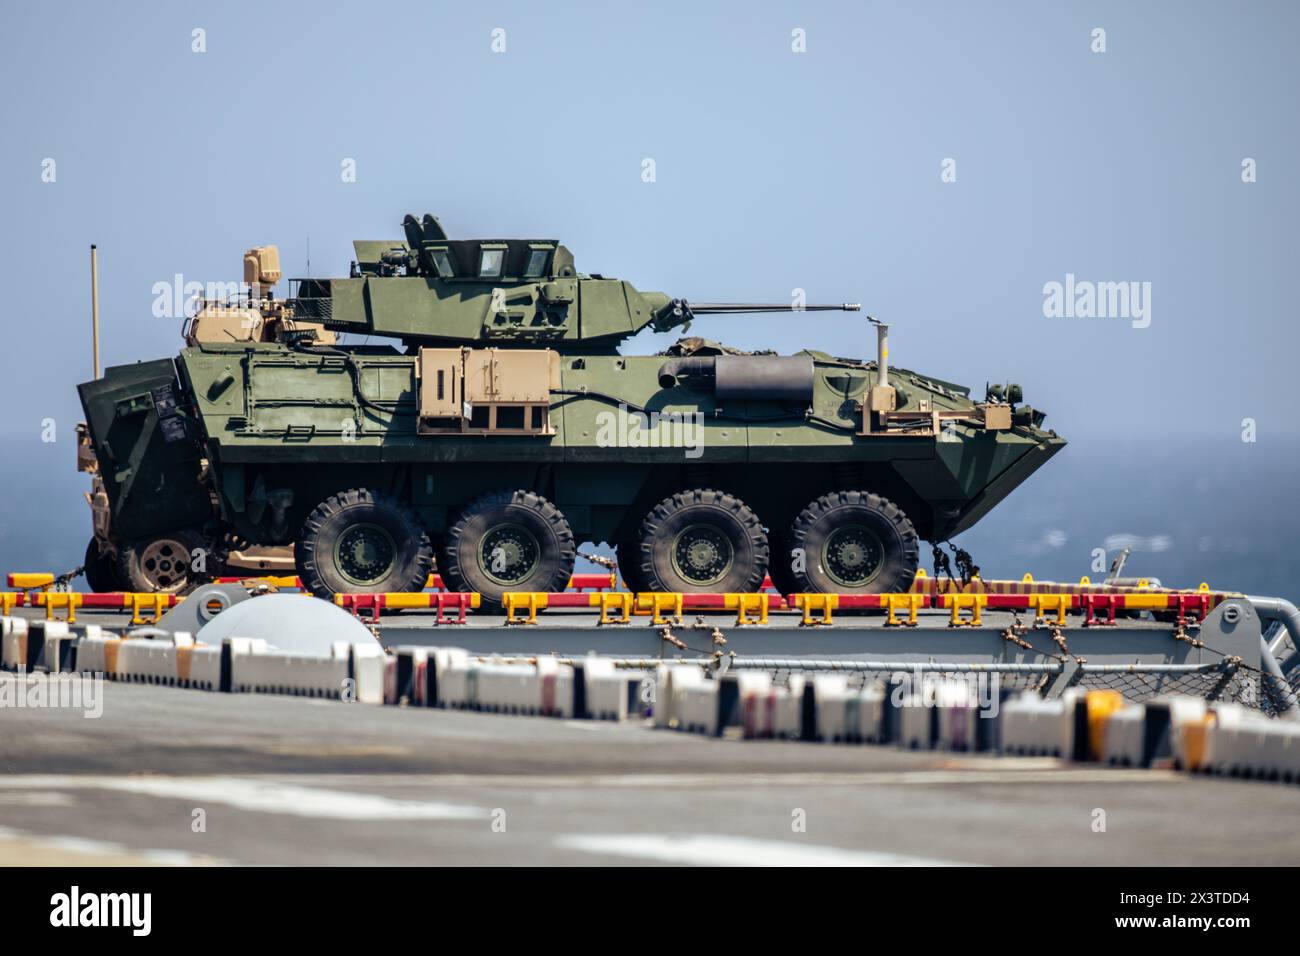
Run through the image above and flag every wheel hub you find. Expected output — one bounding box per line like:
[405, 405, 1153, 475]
[480, 524, 540, 585]
[671, 525, 733, 586]
[335, 523, 397, 586]
[140, 539, 190, 591]
[823, 525, 884, 588]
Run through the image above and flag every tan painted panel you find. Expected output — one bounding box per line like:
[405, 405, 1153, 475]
[417, 348, 463, 418]
[463, 348, 495, 403]
[982, 404, 1012, 430]
[187, 306, 263, 345]
[491, 349, 554, 402]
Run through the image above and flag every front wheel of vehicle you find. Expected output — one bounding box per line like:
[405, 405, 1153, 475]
[788, 491, 919, 594]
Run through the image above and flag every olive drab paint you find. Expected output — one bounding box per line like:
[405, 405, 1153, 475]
[76, 213, 1065, 601]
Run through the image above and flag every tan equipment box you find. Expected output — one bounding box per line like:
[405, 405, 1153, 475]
[417, 347, 559, 435]
[243, 246, 282, 287]
[980, 403, 1012, 431]
[867, 384, 897, 413]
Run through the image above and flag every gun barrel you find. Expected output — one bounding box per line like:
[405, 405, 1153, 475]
[685, 302, 861, 313]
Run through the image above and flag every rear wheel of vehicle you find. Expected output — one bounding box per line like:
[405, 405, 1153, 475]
[636, 489, 767, 594]
[297, 489, 433, 597]
[116, 529, 209, 594]
[84, 538, 126, 593]
[789, 491, 919, 594]
[439, 490, 576, 608]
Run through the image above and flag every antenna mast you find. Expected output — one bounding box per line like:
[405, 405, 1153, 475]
[90, 244, 101, 379]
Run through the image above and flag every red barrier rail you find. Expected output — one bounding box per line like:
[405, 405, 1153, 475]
[333, 591, 479, 625]
[2, 578, 1230, 626]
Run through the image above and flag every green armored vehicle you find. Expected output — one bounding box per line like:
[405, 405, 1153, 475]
[77, 213, 1065, 602]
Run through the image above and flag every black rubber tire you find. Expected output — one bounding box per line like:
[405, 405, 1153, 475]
[297, 489, 434, 598]
[789, 491, 919, 594]
[636, 489, 768, 594]
[765, 526, 801, 597]
[84, 538, 126, 593]
[116, 528, 209, 594]
[439, 490, 576, 608]
[615, 541, 647, 593]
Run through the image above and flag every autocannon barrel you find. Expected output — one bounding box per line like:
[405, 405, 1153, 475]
[680, 302, 862, 313]
[652, 298, 861, 333]
[664, 299, 860, 318]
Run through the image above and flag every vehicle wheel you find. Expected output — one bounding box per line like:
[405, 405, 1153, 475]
[439, 490, 576, 607]
[83, 538, 126, 593]
[765, 526, 801, 596]
[636, 489, 768, 593]
[615, 541, 647, 593]
[297, 489, 434, 597]
[789, 491, 919, 594]
[116, 529, 209, 594]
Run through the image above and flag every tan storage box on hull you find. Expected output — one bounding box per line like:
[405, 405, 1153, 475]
[417, 347, 559, 435]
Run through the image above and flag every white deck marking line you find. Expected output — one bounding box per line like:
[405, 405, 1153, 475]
[555, 833, 973, 867]
[0, 825, 225, 866]
[0, 776, 485, 821]
[258, 768, 1180, 789]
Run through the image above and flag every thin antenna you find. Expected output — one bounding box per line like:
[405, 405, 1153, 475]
[90, 244, 101, 379]
[306, 237, 311, 279]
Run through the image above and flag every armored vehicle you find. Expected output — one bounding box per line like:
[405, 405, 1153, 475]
[77, 214, 1065, 602]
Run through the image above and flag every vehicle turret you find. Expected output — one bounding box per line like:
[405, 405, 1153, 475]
[289, 213, 859, 350]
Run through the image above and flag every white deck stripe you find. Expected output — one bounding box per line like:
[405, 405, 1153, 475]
[241, 767, 1178, 789]
[0, 775, 484, 821]
[555, 833, 972, 867]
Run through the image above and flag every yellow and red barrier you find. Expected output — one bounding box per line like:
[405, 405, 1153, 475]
[3, 564, 1232, 628]
[334, 591, 480, 625]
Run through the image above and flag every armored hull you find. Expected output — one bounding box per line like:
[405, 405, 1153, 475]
[77, 214, 1065, 602]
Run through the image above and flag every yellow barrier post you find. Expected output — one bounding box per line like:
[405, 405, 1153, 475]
[946, 593, 987, 627]
[595, 592, 632, 625]
[635, 593, 683, 626]
[1029, 593, 1070, 625]
[728, 593, 768, 626]
[503, 592, 547, 625]
[42, 592, 83, 623]
[130, 593, 170, 626]
[794, 594, 837, 627]
[886, 593, 922, 627]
